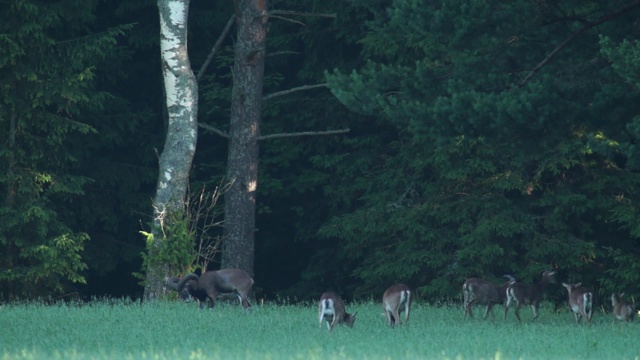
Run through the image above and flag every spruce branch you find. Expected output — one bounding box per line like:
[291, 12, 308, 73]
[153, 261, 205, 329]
[519, 0, 640, 87]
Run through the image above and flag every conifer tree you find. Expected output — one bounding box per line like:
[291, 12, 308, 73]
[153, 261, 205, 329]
[319, 0, 640, 298]
[0, 0, 129, 299]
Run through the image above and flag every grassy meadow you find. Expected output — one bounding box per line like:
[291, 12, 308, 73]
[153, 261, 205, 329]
[0, 300, 638, 360]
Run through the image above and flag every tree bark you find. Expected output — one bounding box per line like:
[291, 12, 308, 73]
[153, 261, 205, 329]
[144, 0, 198, 301]
[222, 0, 268, 276]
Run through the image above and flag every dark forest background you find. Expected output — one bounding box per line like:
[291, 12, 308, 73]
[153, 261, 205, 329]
[2, 0, 640, 306]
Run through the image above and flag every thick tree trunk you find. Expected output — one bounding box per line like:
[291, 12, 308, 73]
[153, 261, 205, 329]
[144, 0, 198, 301]
[222, 0, 268, 276]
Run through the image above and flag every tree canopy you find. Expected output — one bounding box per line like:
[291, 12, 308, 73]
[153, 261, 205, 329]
[318, 0, 640, 299]
[1, 0, 639, 304]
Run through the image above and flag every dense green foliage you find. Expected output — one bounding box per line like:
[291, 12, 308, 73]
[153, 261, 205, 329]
[317, 0, 640, 300]
[0, 0, 139, 299]
[0, 0, 639, 302]
[0, 301, 638, 359]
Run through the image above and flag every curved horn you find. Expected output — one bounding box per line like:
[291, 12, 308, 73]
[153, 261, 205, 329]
[177, 273, 200, 292]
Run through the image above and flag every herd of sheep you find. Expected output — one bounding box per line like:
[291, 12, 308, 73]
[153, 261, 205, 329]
[165, 268, 636, 331]
[462, 270, 635, 325]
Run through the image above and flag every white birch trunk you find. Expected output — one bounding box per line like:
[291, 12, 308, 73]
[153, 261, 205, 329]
[144, 0, 198, 301]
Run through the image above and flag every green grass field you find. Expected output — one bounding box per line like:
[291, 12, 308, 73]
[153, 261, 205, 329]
[0, 300, 638, 360]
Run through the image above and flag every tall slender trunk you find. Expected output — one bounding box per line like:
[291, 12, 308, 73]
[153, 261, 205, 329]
[4, 110, 17, 300]
[222, 0, 268, 276]
[144, 0, 198, 301]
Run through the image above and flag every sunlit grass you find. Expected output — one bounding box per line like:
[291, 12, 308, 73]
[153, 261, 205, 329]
[0, 300, 638, 359]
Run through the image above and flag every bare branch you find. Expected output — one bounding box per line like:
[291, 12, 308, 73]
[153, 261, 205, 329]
[386, 182, 416, 209]
[198, 122, 229, 138]
[263, 83, 328, 102]
[270, 15, 306, 26]
[519, 0, 640, 87]
[257, 128, 350, 141]
[185, 180, 233, 272]
[269, 10, 337, 18]
[197, 14, 235, 82]
[267, 51, 302, 58]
